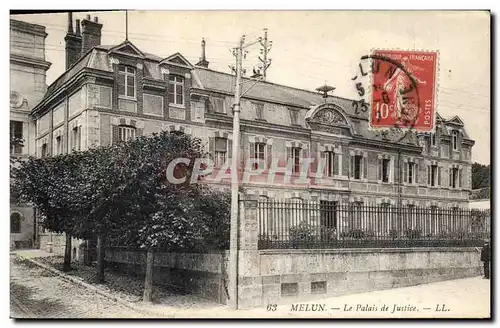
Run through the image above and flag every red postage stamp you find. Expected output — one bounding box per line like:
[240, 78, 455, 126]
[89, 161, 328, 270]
[369, 49, 438, 132]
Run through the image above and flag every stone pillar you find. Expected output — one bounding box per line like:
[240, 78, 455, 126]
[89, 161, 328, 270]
[237, 193, 263, 308]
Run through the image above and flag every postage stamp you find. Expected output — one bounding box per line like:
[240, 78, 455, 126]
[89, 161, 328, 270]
[367, 49, 438, 132]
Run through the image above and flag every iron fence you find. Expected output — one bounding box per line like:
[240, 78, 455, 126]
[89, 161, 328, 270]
[257, 200, 491, 249]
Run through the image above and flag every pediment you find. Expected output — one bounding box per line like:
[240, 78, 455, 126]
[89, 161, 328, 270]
[160, 53, 193, 68]
[446, 115, 464, 126]
[108, 41, 145, 58]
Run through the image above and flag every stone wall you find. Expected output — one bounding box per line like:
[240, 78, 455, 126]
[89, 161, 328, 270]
[235, 194, 483, 309]
[104, 249, 229, 304]
[256, 248, 481, 306]
[39, 232, 84, 259]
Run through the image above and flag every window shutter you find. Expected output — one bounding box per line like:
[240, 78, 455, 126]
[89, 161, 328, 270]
[414, 163, 418, 184]
[363, 156, 367, 179]
[449, 168, 453, 187]
[321, 151, 327, 176]
[266, 144, 272, 171]
[403, 162, 408, 183]
[208, 137, 215, 160]
[227, 139, 233, 161]
[333, 153, 339, 176]
[112, 125, 119, 145]
[427, 165, 431, 185]
[438, 167, 442, 186]
[349, 155, 354, 178]
[459, 168, 463, 188]
[378, 158, 382, 181]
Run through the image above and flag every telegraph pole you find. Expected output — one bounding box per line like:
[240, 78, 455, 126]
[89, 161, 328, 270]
[228, 35, 244, 310]
[258, 28, 272, 81]
[228, 32, 264, 309]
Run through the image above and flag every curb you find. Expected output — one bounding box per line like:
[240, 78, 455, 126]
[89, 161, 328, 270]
[15, 255, 164, 317]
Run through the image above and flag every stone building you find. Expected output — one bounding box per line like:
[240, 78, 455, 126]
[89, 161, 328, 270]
[10, 18, 51, 248]
[31, 14, 474, 224]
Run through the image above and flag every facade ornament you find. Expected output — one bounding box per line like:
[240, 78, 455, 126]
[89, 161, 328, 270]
[313, 108, 346, 126]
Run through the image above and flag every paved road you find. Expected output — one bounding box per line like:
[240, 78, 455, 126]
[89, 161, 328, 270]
[10, 256, 147, 319]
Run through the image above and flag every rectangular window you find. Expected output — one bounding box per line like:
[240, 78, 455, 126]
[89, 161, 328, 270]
[10, 120, 23, 155]
[118, 66, 136, 98]
[71, 127, 81, 151]
[451, 168, 458, 189]
[320, 200, 338, 230]
[41, 143, 47, 158]
[353, 155, 362, 180]
[408, 162, 414, 184]
[324, 151, 337, 177]
[253, 143, 266, 170]
[429, 165, 439, 186]
[118, 126, 136, 142]
[382, 159, 390, 182]
[167, 75, 184, 106]
[214, 137, 227, 168]
[55, 136, 62, 155]
[255, 103, 264, 120]
[288, 147, 301, 174]
[430, 132, 436, 146]
[289, 109, 298, 125]
[452, 131, 458, 151]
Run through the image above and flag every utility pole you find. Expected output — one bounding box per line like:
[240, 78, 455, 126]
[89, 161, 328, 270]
[257, 28, 272, 81]
[228, 35, 244, 310]
[228, 33, 264, 310]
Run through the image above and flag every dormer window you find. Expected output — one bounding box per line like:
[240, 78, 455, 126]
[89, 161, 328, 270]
[452, 130, 459, 151]
[168, 75, 184, 106]
[430, 132, 437, 147]
[118, 66, 136, 98]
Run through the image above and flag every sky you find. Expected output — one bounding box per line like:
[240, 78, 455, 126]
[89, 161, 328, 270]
[12, 10, 490, 164]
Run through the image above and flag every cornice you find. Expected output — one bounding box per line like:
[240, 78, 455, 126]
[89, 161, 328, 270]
[10, 53, 51, 71]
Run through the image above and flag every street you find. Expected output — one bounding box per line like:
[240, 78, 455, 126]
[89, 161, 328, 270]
[10, 253, 491, 319]
[10, 255, 146, 319]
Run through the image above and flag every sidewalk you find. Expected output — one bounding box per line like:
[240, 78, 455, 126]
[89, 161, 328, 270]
[12, 250, 491, 318]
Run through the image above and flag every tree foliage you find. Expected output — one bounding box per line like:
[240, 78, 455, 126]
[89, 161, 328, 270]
[472, 162, 490, 190]
[11, 131, 231, 254]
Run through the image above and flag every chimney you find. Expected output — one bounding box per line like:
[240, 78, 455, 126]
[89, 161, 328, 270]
[196, 37, 209, 68]
[81, 15, 103, 55]
[64, 12, 82, 70]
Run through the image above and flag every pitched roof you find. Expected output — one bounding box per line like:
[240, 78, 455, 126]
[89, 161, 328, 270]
[36, 42, 467, 146]
[192, 67, 366, 119]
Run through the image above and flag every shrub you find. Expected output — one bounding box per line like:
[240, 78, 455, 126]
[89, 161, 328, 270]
[389, 229, 399, 240]
[340, 229, 365, 239]
[320, 227, 337, 241]
[405, 229, 422, 239]
[289, 222, 316, 245]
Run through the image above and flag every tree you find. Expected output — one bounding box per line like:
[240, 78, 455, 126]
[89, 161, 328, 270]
[472, 162, 490, 190]
[11, 152, 89, 271]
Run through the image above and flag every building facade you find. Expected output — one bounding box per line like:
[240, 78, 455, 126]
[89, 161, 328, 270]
[10, 18, 51, 248]
[31, 14, 475, 220]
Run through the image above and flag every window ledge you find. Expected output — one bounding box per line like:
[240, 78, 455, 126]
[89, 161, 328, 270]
[169, 103, 186, 109]
[118, 96, 137, 102]
[350, 178, 368, 182]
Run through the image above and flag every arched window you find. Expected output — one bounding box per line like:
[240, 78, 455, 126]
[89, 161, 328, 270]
[10, 212, 21, 233]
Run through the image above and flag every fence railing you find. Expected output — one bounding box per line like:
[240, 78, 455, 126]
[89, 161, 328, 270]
[257, 201, 491, 249]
